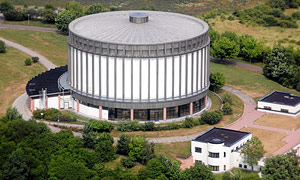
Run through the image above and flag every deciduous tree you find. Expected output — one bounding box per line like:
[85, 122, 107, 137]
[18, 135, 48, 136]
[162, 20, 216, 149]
[242, 136, 265, 171]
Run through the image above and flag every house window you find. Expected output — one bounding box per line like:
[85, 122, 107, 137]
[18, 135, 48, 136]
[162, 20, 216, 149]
[209, 165, 219, 171]
[224, 152, 226, 157]
[195, 147, 202, 153]
[209, 152, 219, 158]
[244, 165, 247, 169]
[281, 109, 289, 113]
[224, 165, 226, 171]
[239, 164, 242, 168]
[264, 106, 271, 110]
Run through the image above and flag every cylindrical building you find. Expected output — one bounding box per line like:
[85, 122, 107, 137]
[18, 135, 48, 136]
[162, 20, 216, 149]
[67, 10, 210, 121]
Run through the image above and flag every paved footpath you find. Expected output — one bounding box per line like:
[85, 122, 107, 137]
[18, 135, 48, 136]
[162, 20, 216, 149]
[0, 37, 56, 70]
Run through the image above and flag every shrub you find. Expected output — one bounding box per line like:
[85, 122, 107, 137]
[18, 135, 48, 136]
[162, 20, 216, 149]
[165, 122, 181, 130]
[181, 118, 196, 128]
[59, 114, 76, 122]
[223, 102, 233, 115]
[0, 0, 14, 13]
[3, 9, 26, 21]
[24, 58, 32, 66]
[140, 122, 155, 131]
[292, 11, 300, 20]
[209, 72, 225, 93]
[121, 157, 136, 168]
[200, 110, 223, 125]
[222, 93, 233, 105]
[32, 57, 39, 63]
[0, 40, 6, 53]
[118, 120, 140, 132]
[227, 15, 234, 21]
[88, 120, 113, 133]
[116, 134, 131, 155]
[43, 10, 57, 24]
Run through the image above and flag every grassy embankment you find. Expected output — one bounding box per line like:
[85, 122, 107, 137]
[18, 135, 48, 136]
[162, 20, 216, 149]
[0, 47, 46, 116]
[2, 20, 56, 28]
[0, 29, 67, 66]
[209, 11, 300, 49]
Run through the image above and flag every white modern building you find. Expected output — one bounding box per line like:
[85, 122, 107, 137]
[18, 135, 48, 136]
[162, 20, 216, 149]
[257, 91, 300, 117]
[26, 10, 211, 121]
[192, 127, 263, 173]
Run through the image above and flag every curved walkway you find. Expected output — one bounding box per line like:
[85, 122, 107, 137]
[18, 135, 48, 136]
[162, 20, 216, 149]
[0, 37, 56, 70]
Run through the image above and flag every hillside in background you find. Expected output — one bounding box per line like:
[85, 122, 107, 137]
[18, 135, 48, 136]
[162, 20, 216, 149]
[10, 0, 265, 16]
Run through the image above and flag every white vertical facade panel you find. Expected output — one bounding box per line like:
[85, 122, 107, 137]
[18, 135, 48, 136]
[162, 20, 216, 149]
[82, 52, 86, 93]
[101, 56, 107, 97]
[132, 59, 140, 100]
[187, 53, 192, 95]
[202, 48, 205, 89]
[181, 55, 186, 96]
[70, 47, 73, 86]
[77, 50, 81, 91]
[94, 55, 100, 96]
[88, 53, 93, 94]
[206, 47, 209, 87]
[141, 59, 148, 100]
[198, 50, 202, 90]
[73, 48, 76, 88]
[108, 57, 115, 99]
[124, 58, 131, 99]
[166, 57, 173, 98]
[150, 58, 157, 100]
[158, 58, 165, 99]
[116, 58, 123, 99]
[193, 52, 197, 93]
[174, 56, 180, 98]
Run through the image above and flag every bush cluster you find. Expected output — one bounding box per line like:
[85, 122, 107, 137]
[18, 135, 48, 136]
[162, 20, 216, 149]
[33, 109, 76, 122]
[0, 40, 6, 53]
[121, 157, 136, 168]
[116, 135, 155, 165]
[222, 93, 233, 115]
[32, 57, 39, 63]
[24, 58, 32, 66]
[233, 3, 299, 28]
[211, 29, 267, 63]
[118, 117, 201, 132]
[200, 110, 223, 125]
[0, 1, 57, 23]
[263, 45, 300, 90]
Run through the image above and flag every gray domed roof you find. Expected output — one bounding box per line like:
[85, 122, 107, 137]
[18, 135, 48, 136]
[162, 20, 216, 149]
[69, 10, 208, 45]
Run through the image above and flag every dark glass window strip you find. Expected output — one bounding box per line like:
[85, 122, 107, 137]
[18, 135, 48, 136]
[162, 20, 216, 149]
[166, 106, 179, 119]
[134, 109, 148, 121]
[179, 103, 190, 117]
[116, 109, 130, 120]
[149, 109, 163, 120]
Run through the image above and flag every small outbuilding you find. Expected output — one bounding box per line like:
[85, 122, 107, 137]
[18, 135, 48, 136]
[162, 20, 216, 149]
[257, 91, 300, 117]
[191, 127, 263, 173]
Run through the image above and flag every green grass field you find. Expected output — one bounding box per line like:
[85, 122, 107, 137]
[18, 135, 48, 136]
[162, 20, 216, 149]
[0, 47, 46, 116]
[2, 20, 56, 28]
[0, 29, 67, 66]
[154, 141, 191, 161]
[210, 62, 300, 101]
[208, 91, 222, 112]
